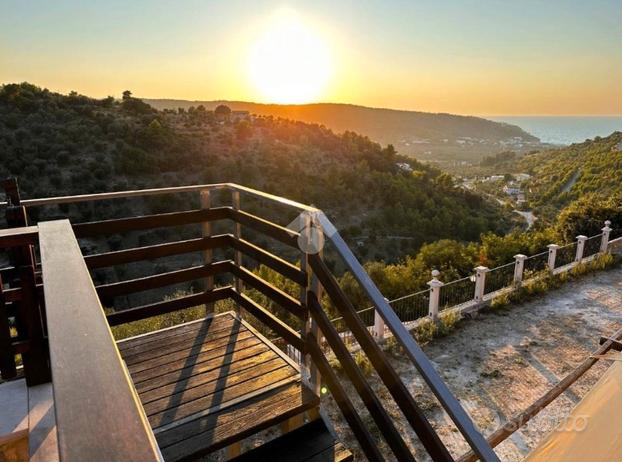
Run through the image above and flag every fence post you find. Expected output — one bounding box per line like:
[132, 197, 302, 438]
[575, 235, 587, 262]
[601, 220, 612, 252]
[374, 299, 387, 342]
[427, 270, 442, 322]
[303, 211, 322, 420]
[513, 254, 527, 286]
[547, 244, 559, 272]
[473, 266, 488, 302]
[231, 190, 243, 317]
[200, 190, 214, 314]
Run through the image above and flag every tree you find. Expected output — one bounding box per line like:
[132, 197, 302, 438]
[122, 90, 132, 100]
[215, 104, 231, 118]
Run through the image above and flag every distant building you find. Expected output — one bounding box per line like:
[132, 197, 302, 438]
[503, 185, 522, 196]
[396, 162, 413, 173]
[231, 110, 251, 121]
[488, 175, 505, 182]
[515, 173, 531, 181]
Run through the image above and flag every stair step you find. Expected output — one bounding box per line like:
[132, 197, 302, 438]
[232, 418, 353, 462]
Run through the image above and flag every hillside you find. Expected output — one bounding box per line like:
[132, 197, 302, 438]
[0, 83, 512, 263]
[145, 99, 542, 163]
[519, 132, 622, 218]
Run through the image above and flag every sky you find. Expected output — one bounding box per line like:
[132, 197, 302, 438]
[1, 0, 621, 115]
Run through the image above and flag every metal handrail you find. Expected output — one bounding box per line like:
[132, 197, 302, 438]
[1, 182, 319, 212]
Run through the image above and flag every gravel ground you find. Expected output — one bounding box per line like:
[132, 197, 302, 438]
[324, 266, 622, 461]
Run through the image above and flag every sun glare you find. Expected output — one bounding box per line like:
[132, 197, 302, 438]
[247, 12, 332, 104]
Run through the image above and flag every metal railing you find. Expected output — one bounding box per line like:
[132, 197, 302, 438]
[484, 262, 515, 295]
[555, 242, 577, 268]
[439, 277, 475, 309]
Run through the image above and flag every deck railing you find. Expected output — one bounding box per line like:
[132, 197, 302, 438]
[38, 220, 161, 461]
[1, 179, 500, 462]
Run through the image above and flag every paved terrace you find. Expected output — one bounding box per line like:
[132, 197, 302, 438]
[325, 266, 622, 461]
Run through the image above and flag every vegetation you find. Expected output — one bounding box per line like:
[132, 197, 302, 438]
[519, 132, 622, 219]
[145, 98, 541, 161]
[0, 82, 511, 263]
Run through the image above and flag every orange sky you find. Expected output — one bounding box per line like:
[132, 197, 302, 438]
[1, 1, 620, 115]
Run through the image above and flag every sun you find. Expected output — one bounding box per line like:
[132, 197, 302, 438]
[247, 12, 332, 104]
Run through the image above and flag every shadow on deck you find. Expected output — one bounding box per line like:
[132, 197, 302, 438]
[118, 311, 321, 461]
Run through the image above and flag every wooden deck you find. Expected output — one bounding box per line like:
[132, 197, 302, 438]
[118, 311, 319, 461]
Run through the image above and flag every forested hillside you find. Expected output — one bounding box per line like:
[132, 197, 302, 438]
[145, 99, 542, 162]
[519, 132, 622, 219]
[0, 83, 511, 262]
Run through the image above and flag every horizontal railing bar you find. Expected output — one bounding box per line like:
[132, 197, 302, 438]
[308, 251, 454, 461]
[230, 290, 303, 351]
[228, 235, 307, 286]
[84, 234, 230, 268]
[2, 183, 230, 207]
[227, 208, 300, 249]
[39, 219, 161, 461]
[0, 226, 38, 248]
[106, 286, 231, 326]
[96, 261, 232, 298]
[318, 211, 499, 462]
[228, 264, 305, 319]
[73, 207, 230, 238]
[2, 183, 319, 212]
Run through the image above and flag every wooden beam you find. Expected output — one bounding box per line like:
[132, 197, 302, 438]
[106, 286, 232, 326]
[228, 236, 307, 286]
[85, 234, 229, 268]
[72, 207, 229, 237]
[230, 291, 304, 351]
[38, 219, 161, 462]
[0, 226, 38, 249]
[226, 208, 300, 249]
[96, 261, 231, 298]
[308, 253, 453, 462]
[229, 264, 305, 319]
[308, 294, 415, 462]
[305, 336, 384, 462]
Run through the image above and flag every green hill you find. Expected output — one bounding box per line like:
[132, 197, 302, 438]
[0, 83, 512, 262]
[145, 99, 541, 162]
[520, 132, 622, 218]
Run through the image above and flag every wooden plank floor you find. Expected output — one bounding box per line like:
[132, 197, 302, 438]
[117, 311, 319, 462]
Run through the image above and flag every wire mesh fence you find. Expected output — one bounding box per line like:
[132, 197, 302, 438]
[484, 262, 515, 294]
[583, 234, 602, 258]
[439, 276, 475, 309]
[389, 289, 430, 322]
[523, 251, 549, 275]
[555, 242, 577, 268]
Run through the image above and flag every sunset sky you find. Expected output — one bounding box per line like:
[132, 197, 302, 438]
[1, 0, 620, 115]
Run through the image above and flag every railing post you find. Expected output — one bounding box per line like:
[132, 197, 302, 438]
[374, 299, 387, 342]
[547, 244, 559, 272]
[0, 273, 17, 380]
[2, 177, 21, 206]
[200, 190, 214, 314]
[6, 205, 50, 386]
[427, 270, 442, 322]
[303, 212, 322, 411]
[474, 266, 488, 302]
[513, 254, 527, 286]
[231, 189, 243, 315]
[601, 220, 612, 252]
[575, 235, 588, 262]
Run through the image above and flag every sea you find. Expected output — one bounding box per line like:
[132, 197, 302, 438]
[488, 116, 622, 146]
